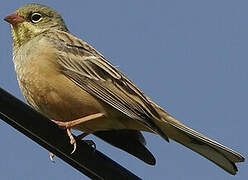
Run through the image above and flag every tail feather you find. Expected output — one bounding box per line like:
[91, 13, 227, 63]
[156, 116, 244, 175]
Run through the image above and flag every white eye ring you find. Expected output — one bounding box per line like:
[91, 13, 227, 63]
[30, 12, 42, 23]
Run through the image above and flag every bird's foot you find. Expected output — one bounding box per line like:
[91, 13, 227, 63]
[51, 113, 103, 155]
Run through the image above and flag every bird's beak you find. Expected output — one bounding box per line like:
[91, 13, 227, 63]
[4, 14, 24, 25]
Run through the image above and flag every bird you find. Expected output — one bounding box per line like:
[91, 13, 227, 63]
[4, 3, 244, 175]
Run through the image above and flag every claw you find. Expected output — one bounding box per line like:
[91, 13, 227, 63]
[49, 152, 55, 162]
[51, 113, 103, 154]
[71, 143, 77, 154]
[66, 129, 77, 154]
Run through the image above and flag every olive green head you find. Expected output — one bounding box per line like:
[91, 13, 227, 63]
[5, 4, 68, 49]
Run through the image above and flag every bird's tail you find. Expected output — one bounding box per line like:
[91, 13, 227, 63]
[154, 111, 244, 175]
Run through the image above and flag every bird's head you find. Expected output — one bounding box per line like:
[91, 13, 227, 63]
[4, 3, 68, 49]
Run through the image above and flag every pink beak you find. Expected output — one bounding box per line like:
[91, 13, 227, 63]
[4, 14, 24, 25]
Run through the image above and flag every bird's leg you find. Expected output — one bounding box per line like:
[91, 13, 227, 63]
[53, 113, 104, 129]
[49, 113, 104, 160]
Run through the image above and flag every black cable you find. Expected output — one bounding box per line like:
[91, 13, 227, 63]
[0, 88, 141, 180]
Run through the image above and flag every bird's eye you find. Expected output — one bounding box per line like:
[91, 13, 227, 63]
[30, 13, 42, 23]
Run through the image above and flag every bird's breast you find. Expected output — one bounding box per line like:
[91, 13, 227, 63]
[14, 40, 107, 124]
[13, 36, 149, 132]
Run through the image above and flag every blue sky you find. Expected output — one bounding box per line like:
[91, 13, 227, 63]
[0, 0, 247, 179]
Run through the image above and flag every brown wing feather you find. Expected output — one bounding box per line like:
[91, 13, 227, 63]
[45, 30, 169, 141]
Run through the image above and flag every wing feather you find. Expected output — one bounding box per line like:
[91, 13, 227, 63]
[45, 30, 168, 140]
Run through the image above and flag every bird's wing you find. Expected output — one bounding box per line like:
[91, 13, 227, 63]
[45, 30, 168, 141]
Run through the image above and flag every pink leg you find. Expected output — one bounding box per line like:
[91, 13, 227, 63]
[52, 113, 104, 128]
[50, 113, 104, 156]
